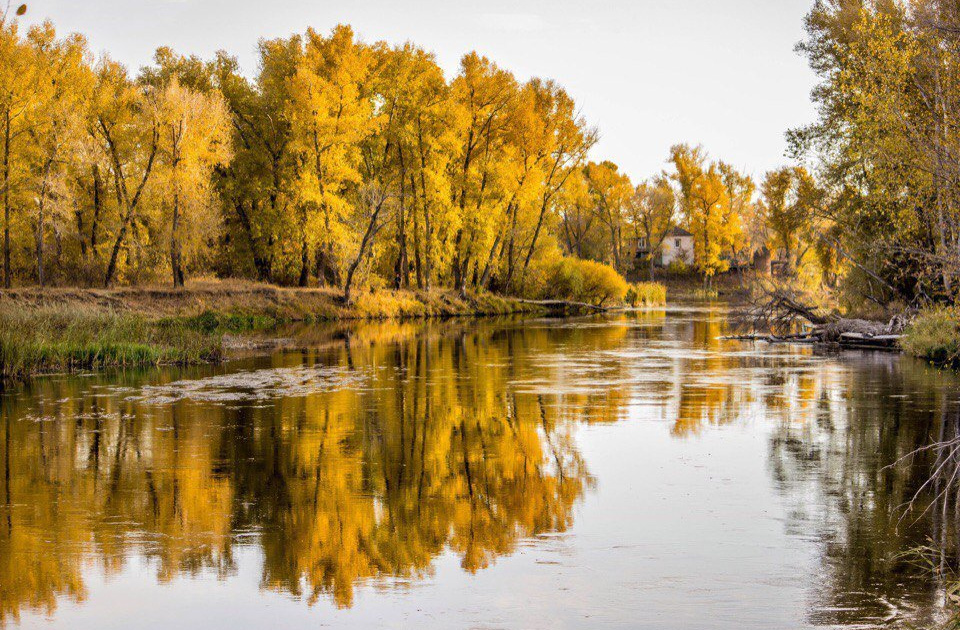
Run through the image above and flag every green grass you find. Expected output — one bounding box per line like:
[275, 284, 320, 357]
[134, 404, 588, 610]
[901, 306, 960, 367]
[0, 306, 223, 382]
[625, 282, 667, 307]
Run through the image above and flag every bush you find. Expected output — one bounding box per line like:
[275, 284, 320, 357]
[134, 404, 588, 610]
[625, 282, 667, 307]
[539, 257, 629, 306]
[666, 259, 690, 275]
[902, 306, 960, 366]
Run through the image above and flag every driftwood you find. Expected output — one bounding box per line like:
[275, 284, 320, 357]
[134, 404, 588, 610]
[728, 287, 910, 351]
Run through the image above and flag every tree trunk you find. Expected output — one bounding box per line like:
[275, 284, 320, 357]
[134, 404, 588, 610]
[35, 199, 44, 287]
[344, 196, 386, 303]
[394, 151, 409, 289]
[298, 216, 309, 288]
[170, 187, 184, 288]
[410, 173, 423, 290]
[519, 194, 552, 287]
[102, 123, 158, 288]
[2, 111, 10, 289]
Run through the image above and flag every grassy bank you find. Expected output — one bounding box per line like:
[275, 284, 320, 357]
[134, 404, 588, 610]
[0, 280, 546, 381]
[902, 306, 960, 367]
[0, 306, 223, 382]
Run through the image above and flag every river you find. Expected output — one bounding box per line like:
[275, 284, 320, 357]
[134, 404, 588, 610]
[2, 306, 959, 629]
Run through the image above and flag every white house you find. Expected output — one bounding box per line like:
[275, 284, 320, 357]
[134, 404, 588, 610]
[635, 226, 695, 267]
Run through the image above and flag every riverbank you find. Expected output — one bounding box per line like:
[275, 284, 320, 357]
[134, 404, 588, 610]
[901, 306, 960, 368]
[0, 280, 547, 381]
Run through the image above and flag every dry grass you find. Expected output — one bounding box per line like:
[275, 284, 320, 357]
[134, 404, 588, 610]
[626, 282, 667, 307]
[1, 279, 539, 322]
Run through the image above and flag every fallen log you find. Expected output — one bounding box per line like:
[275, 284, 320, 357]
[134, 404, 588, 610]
[736, 286, 914, 352]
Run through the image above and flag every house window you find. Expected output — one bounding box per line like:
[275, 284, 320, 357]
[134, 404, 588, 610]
[675, 238, 681, 248]
[638, 237, 647, 249]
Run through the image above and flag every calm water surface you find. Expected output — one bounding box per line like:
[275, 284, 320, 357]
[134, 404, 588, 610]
[2, 306, 959, 629]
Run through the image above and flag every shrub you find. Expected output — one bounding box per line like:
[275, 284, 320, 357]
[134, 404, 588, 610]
[626, 282, 667, 307]
[666, 259, 690, 275]
[540, 257, 629, 306]
[902, 306, 960, 366]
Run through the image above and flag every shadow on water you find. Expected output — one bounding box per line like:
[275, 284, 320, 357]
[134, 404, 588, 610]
[0, 306, 958, 628]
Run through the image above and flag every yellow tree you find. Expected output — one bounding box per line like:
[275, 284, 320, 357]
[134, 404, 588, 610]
[213, 40, 300, 283]
[22, 24, 93, 286]
[585, 161, 632, 272]
[448, 52, 516, 294]
[91, 59, 160, 287]
[670, 145, 744, 283]
[717, 161, 754, 270]
[150, 78, 231, 287]
[557, 168, 598, 259]
[628, 175, 675, 280]
[516, 80, 595, 288]
[287, 25, 373, 287]
[0, 12, 42, 286]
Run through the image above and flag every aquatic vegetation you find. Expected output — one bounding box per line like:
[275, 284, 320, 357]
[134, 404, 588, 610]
[625, 282, 667, 307]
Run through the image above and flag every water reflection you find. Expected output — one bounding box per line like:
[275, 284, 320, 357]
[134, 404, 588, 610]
[0, 308, 958, 628]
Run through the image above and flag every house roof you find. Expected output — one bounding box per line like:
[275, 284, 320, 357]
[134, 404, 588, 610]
[665, 226, 693, 238]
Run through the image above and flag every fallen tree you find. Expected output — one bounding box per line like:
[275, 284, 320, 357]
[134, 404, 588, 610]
[727, 287, 911, 350]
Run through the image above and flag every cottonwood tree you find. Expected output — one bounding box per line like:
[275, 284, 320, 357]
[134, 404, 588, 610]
[0, 13, 42, 286]
[287, 25, 373, 287]
[670, 144, 742, 283]
[628, 176, 675, 280]
[448, 52, 516, 295]
[794, 0, 960, 302]
[90, 59, 160, 287]
[585, 160, 632, 272]
[22, 24, 92, 286]
[151, 78, 231, 287]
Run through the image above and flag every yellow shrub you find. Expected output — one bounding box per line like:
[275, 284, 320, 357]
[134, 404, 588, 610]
[540, 257, 629, 306]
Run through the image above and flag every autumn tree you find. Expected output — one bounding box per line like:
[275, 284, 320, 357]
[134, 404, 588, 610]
[287, 25, 373, 287]
[585, 161, 632, 272]
[149, 78, 231, 286]
[669, 145, 742, 283]
[628, 176, 675, 280]
[447, 52, 516, 295]
[794, 0, 960, 303]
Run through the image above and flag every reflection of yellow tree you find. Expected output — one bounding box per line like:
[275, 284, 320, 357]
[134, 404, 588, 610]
[0, 318, 601, 619]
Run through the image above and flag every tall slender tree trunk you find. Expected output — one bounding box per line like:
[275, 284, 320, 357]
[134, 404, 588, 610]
[2, 111, 10, 289]
[519, 195, 552, 287]
[298, 209, 309, 287]
[35, 200, 44, 287]
[170, 185, 184, 288]
[395, 155, 409, 289]
[344, 196, 386, 303]
[410, 172, 423, 289]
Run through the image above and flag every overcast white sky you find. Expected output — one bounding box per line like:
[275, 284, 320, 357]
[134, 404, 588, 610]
[21, 0, 819, 182]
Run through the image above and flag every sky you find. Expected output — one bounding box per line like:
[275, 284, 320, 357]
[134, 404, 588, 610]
[20, 0, 820, 182]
